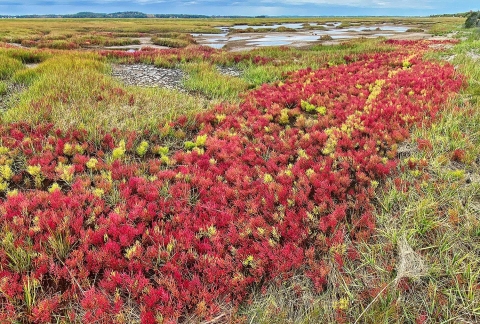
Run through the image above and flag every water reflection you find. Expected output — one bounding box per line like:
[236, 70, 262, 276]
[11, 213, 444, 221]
[342, 25, 409, 32]
[231, 23, 308, 30]
[247, 41, 292, 46]
[205, 43, 226, 49]
[229, 36, 252, 41]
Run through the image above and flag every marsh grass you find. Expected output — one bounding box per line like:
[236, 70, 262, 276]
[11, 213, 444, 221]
[152, 32, 196, 48]
[70, 34, 142, 47]
[1, 52, 212, 141]
[0, 47, 51, 64]
[181, 61, 250, 101]
[151, 37, 191, 48]
[0, 81, 7, 95]
[428, 20, 463, 35]
[12, 67, 40, 86]
[0, 55, 24, 79]
[239, 38, 395, 86]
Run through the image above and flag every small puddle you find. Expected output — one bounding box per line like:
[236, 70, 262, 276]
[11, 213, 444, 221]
[247, 41, 292, 47]
[379, 25, 410, 32]
[25, 63, 39, 69]
[206, 43, 226, 49]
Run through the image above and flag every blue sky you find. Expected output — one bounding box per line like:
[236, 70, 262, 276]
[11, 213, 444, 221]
[0, 0, 478, 16]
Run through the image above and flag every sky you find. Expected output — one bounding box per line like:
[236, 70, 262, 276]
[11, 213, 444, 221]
[0, 0, 478, 16]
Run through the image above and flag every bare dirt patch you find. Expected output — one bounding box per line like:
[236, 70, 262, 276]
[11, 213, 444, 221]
[111, 63, 244, 90]
[111, 64, 185, 90]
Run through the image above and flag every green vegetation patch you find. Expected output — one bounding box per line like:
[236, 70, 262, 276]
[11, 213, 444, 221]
[152, 32, 196, 48]
[0, 55, 24, 79]
[0, 81, 7, 95]
[182, 61, 250, 101]
[2, 52, 211, 140]
[152, 37, 191, 48]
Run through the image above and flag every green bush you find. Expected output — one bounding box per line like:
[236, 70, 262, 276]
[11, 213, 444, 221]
[465, 11, 479, 28]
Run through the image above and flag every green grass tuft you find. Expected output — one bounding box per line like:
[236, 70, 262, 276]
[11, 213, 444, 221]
[182, 61, 250, 101]
[0, 55, 24, 79]
[0, 81, 7, 95]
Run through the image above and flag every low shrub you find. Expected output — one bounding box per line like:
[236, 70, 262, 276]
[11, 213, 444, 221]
[465, 11, 480, 28]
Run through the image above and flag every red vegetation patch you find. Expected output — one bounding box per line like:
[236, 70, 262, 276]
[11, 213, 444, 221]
[0, 41, 463, 322]
[451, 148, 466, 163]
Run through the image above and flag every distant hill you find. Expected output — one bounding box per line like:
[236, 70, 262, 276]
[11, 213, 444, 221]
[0, 11, 246, 19]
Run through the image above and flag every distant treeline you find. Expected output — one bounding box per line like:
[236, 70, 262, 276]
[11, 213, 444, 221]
[430, 12, 475, 18]
[0, 11, 248, 18]
[1, 11, 478, 19]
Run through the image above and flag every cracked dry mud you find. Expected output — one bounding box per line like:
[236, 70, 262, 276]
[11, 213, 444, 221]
[111, 64, 243, 90]
[111, 64, 186, 90]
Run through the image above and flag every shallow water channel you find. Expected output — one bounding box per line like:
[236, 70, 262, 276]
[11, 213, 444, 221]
[192, 23, 412, 49]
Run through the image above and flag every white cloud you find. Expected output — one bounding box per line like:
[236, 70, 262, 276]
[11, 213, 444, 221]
[258, 0, 433, 9]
